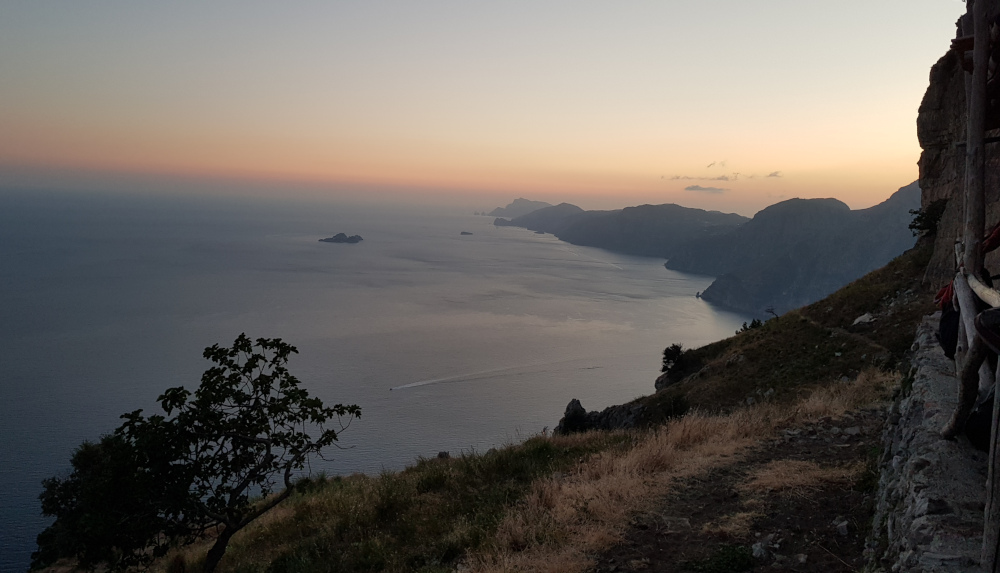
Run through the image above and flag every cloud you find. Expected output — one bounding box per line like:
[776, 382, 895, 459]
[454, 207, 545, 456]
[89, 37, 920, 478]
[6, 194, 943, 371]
[685, 185, 727, 193]
[670, 174, 729, 181]
[767, 171, 782, 178]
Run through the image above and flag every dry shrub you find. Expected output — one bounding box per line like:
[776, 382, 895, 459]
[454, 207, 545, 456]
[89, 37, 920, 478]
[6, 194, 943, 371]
[740, 460, 863, 494]
[700, 512, 762, 539]
[793, 368, 896, 420]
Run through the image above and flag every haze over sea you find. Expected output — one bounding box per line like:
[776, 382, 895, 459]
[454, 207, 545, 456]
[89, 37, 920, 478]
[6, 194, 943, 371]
[0, 189, 748, 571]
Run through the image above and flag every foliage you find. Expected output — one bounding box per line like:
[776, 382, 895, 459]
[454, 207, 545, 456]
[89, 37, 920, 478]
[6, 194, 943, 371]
[908, 198, 948, 237]
[661, 343, 685, 373]
[33, 335, 360, 573]
[660, 343, 704, 386]
[33, 433, 189, 571]
[736, 318, 763, 334]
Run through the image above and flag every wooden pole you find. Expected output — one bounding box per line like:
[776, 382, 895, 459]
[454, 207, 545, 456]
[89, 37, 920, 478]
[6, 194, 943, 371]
[964, 1, 987, 277]
[970, 0, 999, 565]
[944, 273, 989, 439]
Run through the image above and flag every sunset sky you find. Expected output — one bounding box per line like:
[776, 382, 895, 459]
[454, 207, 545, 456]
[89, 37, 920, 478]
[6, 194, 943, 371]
[0, 1, 965, 214]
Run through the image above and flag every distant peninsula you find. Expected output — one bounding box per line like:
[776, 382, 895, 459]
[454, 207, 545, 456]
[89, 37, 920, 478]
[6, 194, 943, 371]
[493, 202, 747, 259]
[488, 198, 553, 219]
[490, 184, 919, 315]
[319, 233, 363, 244]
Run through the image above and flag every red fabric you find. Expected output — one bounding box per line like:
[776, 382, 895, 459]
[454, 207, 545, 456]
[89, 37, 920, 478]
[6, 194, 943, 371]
[983, 222, 1000, 253]
[935, 282, 954, 310]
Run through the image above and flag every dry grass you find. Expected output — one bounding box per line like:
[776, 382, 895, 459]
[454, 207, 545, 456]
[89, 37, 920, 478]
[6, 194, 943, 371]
[700, 512, 762, 539]
[740, 460, 863, 494]
[463, 368, 897, 573]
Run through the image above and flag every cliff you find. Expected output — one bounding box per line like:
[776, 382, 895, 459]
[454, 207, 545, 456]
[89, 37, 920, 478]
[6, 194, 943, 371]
[918, 51, 1000, 287]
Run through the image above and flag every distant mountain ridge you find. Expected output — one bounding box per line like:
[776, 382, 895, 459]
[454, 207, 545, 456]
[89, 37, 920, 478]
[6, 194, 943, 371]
[488, 198, 553, 219]
[489, 182, 919, 317]
[494, 203, 748, 259]
[667, 182, 921, 315]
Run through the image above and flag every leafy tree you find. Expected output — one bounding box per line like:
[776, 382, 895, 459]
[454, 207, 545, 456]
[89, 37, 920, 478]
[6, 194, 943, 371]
[908, 198, 948, 237]
[661, 343, 684, 373]
[33, 335, 361, 573]
[660, 343, 701, 384]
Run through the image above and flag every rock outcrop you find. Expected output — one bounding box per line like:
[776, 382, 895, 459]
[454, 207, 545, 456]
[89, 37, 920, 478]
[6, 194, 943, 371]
[554, 399, 645, 434]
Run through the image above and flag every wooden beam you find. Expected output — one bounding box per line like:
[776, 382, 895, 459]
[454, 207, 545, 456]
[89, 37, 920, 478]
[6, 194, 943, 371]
[973, 0, 999, 565]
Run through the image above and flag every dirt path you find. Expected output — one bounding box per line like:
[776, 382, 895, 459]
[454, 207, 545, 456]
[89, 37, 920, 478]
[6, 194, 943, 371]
[591, 406, 885, 572]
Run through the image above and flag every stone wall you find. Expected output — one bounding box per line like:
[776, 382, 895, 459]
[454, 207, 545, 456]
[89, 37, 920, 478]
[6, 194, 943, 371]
[867, 315, 987, 572]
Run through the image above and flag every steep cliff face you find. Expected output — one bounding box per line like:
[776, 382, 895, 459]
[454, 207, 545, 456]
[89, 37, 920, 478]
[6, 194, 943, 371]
[918, 51, 968, 286]
[918, 49, 1000, 287]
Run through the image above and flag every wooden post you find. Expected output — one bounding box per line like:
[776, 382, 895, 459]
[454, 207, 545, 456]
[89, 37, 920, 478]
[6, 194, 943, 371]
[964, 1, 987, 277]
[943, 273, 989, 439]
[971, 0, 999, 565]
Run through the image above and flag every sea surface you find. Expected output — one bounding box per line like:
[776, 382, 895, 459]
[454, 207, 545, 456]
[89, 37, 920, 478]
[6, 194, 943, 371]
[0, 188, 748, 571]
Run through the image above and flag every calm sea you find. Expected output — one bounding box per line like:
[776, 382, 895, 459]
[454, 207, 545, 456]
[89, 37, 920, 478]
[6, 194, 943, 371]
[0, 188, 748, 571]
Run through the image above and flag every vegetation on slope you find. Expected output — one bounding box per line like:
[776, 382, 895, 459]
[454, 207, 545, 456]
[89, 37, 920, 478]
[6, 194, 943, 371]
[640, 242, 933, 424]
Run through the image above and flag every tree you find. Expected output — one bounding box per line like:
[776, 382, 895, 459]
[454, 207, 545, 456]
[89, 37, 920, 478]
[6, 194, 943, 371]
[660, 343, 702, 385]
[736, 318, 763, 334]
[908, 198, 948, 238]
[33, 334, 361, 573]
[661, 343, 685, 373]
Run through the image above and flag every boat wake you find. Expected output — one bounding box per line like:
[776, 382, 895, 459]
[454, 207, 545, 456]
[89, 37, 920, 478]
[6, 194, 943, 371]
[389, 360, 603, 391]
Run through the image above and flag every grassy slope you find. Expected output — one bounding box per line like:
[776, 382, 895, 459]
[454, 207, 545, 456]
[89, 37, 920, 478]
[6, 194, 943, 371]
[640, 242, 933, 424]
[151, 243, 934, 573]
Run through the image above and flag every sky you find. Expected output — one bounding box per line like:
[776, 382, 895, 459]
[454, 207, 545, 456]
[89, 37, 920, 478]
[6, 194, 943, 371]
[0, 1, 967, 215]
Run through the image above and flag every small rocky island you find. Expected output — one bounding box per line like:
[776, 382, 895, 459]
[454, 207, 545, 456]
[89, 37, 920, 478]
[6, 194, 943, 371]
[319, 233, 363, 244]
